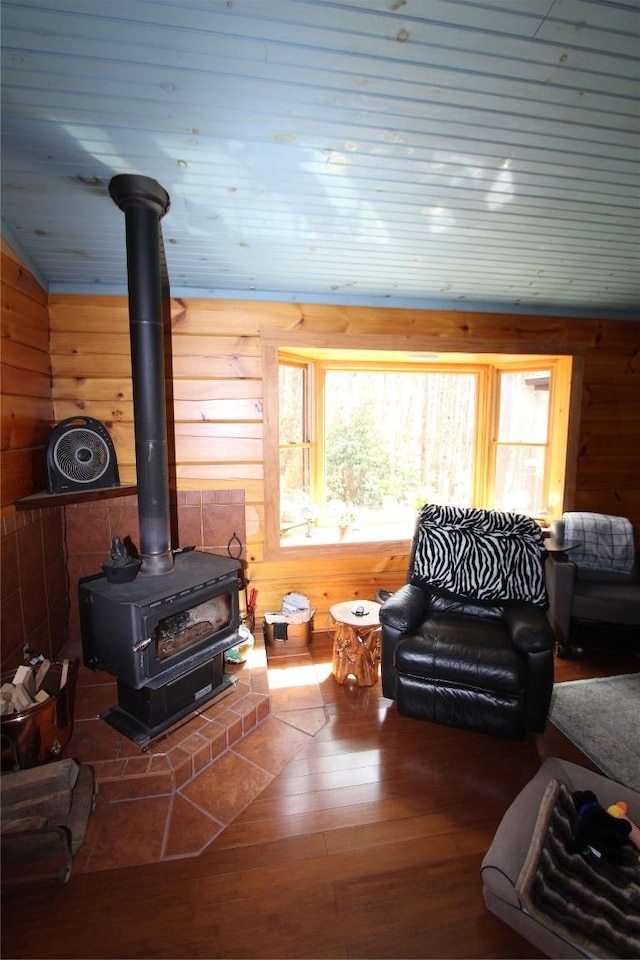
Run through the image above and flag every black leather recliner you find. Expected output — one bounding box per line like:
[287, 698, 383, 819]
[380, 505, 555, 740]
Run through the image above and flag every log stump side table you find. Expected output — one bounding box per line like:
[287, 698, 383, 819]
[329, 600, 382, 686]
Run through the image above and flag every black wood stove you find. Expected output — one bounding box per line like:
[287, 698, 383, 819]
[79, 174, 242, 746]
[79, 550, 240, 745]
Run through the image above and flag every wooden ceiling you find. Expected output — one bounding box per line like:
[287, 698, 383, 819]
[1, 0, 638, 320]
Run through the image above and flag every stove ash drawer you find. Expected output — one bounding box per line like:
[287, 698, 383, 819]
[115, 654, 224, 728]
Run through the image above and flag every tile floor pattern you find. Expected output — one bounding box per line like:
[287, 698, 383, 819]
[67, 637, 332, 873]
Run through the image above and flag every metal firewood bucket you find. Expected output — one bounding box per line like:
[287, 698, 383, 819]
[0, 663, 77, 772]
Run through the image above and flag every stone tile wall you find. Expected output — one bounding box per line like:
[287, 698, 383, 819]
[1, 506, 68, 671]
[1, 490, 247, 672]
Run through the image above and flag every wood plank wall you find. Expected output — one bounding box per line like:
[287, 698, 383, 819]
[2, 243, 638, 623]
[46, 292, 640, 623]
[1, 241, 52, 506]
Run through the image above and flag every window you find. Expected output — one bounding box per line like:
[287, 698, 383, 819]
[265, 341, 574, 555]
[492, 369, 551, 515]
[279, 360, 314, 534]
[325, 369, 478, 507]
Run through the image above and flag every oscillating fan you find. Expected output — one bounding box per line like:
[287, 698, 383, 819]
[46, 417, 120, 493]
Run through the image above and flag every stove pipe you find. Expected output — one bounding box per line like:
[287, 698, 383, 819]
[109, 174, 173, 576]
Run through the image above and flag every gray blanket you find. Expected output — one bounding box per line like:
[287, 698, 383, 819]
[562, 511, 635, 574]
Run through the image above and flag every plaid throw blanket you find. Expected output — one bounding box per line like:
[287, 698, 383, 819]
[562, 512, 635, 574]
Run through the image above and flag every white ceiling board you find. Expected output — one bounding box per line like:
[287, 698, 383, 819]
[1, 0, 638, 318]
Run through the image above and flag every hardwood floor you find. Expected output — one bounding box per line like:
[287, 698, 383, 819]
[2, 635, 638, 960]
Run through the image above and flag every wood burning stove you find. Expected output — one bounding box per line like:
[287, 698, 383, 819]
[79, 551, 241, 745]
[79, 174, 243, 747]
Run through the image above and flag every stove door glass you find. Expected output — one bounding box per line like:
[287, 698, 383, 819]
[155, 592, 233, 662]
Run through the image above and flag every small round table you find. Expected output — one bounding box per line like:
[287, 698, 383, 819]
[329, 600, 381, 686]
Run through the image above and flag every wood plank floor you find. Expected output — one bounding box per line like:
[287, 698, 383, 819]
[2, 635, 638, 960]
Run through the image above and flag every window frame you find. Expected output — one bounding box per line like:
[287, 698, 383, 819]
[489, 362, 553, 516]
[263, 332, 581, 562]
[278, 355, 315, 536]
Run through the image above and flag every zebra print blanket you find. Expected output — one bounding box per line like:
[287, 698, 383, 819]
[410, 504, 547, 606]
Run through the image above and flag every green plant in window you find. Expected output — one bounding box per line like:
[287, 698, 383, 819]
[339, 509, 356, 527]
[325, 401, 391, 507]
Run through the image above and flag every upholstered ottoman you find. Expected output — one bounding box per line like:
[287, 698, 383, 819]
[481, 757, 640, 959]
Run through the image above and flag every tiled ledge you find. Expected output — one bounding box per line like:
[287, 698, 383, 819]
[93, 690, 271, 802]
[66, 640, 271, 803]
[63, 638, 330, 874]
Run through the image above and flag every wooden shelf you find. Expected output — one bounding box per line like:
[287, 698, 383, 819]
[15, 485, 137, 511]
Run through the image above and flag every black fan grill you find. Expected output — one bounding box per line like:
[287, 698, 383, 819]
[46, 417, 120, 493]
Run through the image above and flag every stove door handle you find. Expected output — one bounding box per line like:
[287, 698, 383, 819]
[132, 637, 153, 653]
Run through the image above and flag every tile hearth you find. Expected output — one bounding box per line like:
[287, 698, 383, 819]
[65, 635, 330, 874]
